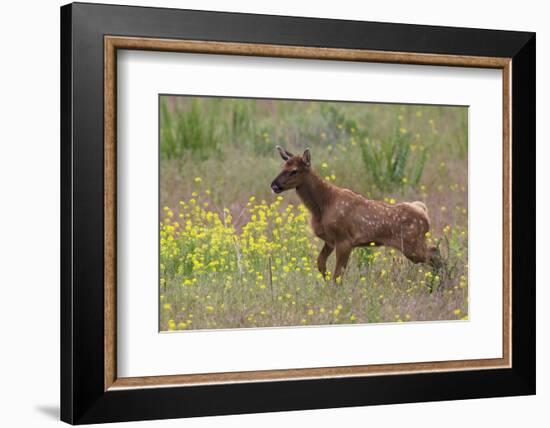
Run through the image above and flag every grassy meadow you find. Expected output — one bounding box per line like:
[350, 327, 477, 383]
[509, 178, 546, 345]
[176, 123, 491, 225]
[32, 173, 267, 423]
[159, 96, 469, 331]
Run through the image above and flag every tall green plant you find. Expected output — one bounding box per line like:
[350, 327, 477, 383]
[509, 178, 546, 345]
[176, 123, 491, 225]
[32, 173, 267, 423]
[160, 98, 177, 159]
[160, 98, 220, 159]
[360, 127, 428, 194]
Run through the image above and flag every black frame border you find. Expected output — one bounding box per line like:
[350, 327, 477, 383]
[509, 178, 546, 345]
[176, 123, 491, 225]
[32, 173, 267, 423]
[61, 2, 535, 424]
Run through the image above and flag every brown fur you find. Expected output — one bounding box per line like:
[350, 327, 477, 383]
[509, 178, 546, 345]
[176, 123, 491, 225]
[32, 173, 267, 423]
[271, 147, 436, 281]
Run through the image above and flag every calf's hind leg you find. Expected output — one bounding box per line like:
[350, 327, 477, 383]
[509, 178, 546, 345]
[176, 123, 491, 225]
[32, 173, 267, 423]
[403, 239, 435, 264]
[317, 242, 334, 278]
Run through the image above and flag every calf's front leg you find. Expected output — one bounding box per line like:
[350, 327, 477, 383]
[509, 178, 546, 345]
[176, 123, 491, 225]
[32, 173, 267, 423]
[333, 241, 352, 283]
[317, 242, 334, 278]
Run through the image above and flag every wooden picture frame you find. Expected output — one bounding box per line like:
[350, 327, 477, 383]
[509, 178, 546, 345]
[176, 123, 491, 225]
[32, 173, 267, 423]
[61, 2, 535, 424]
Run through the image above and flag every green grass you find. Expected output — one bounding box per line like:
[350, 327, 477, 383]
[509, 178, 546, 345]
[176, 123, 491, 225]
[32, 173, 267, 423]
[359, 126, 429, 193]
[160, 98, 220, 159]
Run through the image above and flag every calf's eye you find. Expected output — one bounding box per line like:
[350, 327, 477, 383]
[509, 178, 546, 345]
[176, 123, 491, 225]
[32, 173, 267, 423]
[289, 170, 298, 176]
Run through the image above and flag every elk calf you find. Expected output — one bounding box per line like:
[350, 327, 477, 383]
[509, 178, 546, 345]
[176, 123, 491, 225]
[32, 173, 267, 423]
[270, 146, 436, 281]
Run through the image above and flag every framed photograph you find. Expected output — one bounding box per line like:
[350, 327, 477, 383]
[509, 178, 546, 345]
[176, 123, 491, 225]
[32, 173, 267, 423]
[61, 2, 535, 424]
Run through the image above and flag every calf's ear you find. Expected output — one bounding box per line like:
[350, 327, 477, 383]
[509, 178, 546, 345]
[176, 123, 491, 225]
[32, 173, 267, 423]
[302, 148, 311, 167]
[276, 145, 293, 161]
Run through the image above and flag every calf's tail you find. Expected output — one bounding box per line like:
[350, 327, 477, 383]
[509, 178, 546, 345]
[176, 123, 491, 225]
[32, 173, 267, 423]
[406, 201, 431, 229]
[410, 201, 428, 214]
